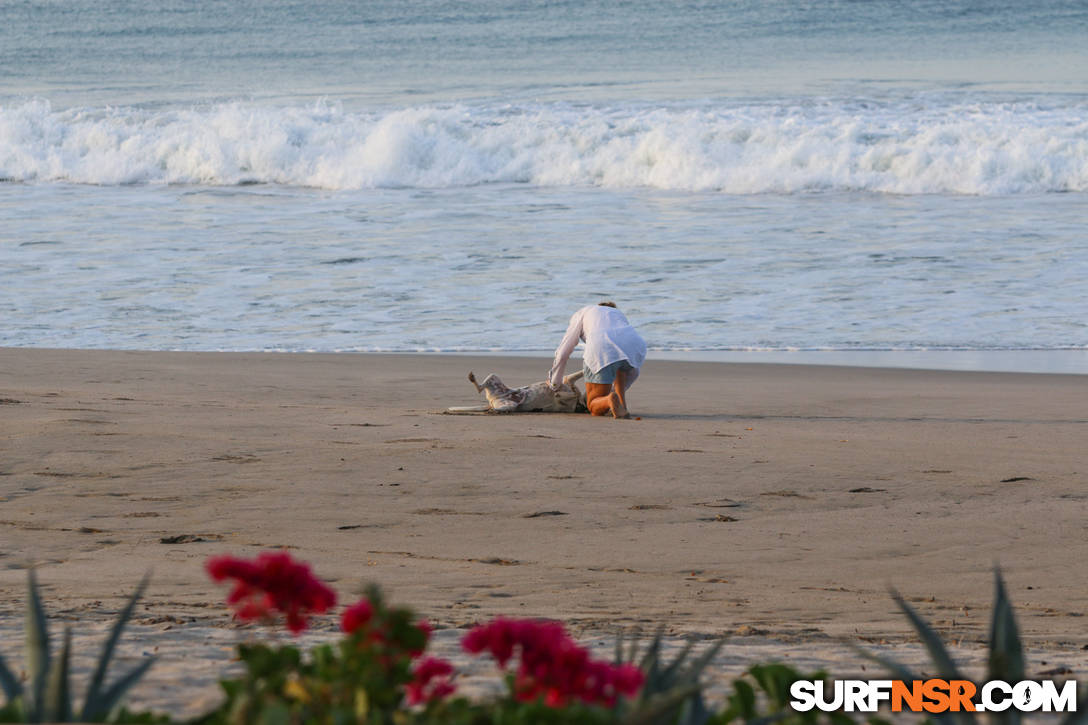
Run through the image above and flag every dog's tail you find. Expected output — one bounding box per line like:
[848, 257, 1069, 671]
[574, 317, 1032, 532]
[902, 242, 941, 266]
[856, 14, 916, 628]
[562, 370, 584, 384]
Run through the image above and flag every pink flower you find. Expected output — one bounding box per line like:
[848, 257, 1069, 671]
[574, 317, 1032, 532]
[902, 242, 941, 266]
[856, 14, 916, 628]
[462, 618, 644, 707]
[341, 598, 374, 634]
[406, 656, 457, 705]
[206, 551, 336, 634]
[462, 617, 520, 667]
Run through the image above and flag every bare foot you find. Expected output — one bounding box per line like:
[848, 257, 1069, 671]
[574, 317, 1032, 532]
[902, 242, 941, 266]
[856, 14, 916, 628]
[608, 391, 629, 419]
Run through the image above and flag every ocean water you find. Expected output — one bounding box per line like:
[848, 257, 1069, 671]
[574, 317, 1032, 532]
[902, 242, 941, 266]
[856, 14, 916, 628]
[2, 1, 1087, 369]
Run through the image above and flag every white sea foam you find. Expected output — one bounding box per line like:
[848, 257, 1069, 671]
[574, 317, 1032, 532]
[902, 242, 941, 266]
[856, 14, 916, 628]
[2, 97, 1086, 194]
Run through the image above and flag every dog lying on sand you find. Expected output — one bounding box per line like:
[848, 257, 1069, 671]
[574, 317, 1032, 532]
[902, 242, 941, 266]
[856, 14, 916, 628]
[445, 371, 586, 414]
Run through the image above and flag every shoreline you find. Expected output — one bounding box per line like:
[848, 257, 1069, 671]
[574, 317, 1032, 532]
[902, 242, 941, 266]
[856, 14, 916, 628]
[7, 346, 1088, 376]
[2, 347, 1086, 694]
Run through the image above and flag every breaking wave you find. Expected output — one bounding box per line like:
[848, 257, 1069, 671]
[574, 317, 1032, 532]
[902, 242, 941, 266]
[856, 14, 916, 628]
[2, 97, 1086, 194]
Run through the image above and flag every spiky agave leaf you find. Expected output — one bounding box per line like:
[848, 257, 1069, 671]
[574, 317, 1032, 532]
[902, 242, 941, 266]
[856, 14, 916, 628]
[679, 638, 725, 684]
[890, 590, 965, 681]
[621, 683, 702, 725]
[640, 636, 696, 696]
[626, 630, 670, 706]
[859, 591, 974, 725]
[662, 640, 720, 725]
[80, 573, 151, 722]
[614, 628, 647, 666]
[42, 627, 72, 723]
[635, 629, 665, 677]
[0, 653, 23, 703]
[850, 643, 921, 684]
[658, 639, 697, 680]
[987, 570, 1024, 683]
[986, 570, 1024, 725]
[623, 628, 644, 665]
[25, 568, 51, 721]
[673, 687, 713, 725]
[851, 642, 963, 725]
[620, 630, 724, 725]
[91, 657, 156, 722]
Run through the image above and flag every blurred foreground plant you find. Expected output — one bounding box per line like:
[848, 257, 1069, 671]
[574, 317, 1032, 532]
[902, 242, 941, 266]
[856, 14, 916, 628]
[183, 552, 1088, 724]
[0, 570, 158, 723]
[614, 630, 863, 725]
[859, 569, 1086, 725]
[199, 551, 453, 725]
[611, 628, 723, 725]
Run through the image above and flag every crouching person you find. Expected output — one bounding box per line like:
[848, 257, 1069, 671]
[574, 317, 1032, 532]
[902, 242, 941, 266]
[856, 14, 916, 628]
[548, 301, 646, 419]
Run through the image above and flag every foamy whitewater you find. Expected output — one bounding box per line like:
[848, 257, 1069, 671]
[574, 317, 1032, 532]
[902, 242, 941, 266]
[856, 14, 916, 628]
[4, 96, 1087, 193]
[2, 1, 1087, 368]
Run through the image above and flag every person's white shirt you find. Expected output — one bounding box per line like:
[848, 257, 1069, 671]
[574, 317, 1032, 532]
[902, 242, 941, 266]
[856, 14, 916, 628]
[548, 305, 647, 388]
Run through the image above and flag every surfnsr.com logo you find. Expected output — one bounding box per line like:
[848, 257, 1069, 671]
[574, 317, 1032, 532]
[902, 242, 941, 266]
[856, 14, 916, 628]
[790, 679, 1078, 714]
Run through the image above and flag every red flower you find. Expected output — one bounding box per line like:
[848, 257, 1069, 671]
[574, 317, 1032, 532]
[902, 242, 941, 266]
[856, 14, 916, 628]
[406, 656, 457, 705]
[462, 617, 520, 667]
[206, 551, 336, 634]
[410, 619, 433, 656]
[462, 618, 644, 707]
[341, 598, 374, 634]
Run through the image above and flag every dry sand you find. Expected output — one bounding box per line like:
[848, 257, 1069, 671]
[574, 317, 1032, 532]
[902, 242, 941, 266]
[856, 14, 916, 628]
[1, 348, 1086, 714]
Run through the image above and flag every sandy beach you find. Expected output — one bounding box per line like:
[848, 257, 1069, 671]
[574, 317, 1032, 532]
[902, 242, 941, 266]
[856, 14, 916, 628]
[2, 348, 1086, 713]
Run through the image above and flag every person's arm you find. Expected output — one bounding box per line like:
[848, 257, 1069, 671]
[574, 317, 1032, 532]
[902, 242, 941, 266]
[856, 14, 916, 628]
[548, 309, 584, 387]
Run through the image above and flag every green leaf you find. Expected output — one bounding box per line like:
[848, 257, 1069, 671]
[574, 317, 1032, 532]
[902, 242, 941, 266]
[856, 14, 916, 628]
[731, 679, 757, 720]
[851, 646, 965, 725]
[849, 643, 920, 683]
[624, 629, 644, 664]
[257, 701, 290, 725]
[749, 663, 800, 709]
[25, 569, 51, 721]
[687, 637, 725, 676]
[890, 590, 964, 680]
[613, 630, 625, 665]
[660, 638, 696, 681]
[81, 573, 150, 722]
[621, 684, 701, 725]
[675, 691, 713, 725]
[42, 627, 72, 723]
[987, 570, 1024, 683]
[0, 653, 23, 703]
[637, 629, 665, 675]
[987, 571, 1024, 725]
[94, 657, 155, 720]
